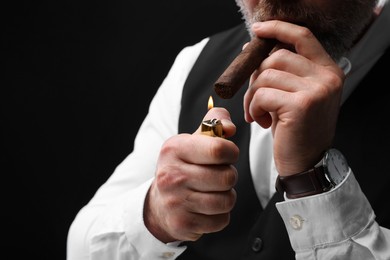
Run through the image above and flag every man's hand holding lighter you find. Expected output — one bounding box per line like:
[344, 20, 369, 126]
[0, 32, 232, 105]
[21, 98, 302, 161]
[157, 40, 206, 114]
[144, 107, 239, 243]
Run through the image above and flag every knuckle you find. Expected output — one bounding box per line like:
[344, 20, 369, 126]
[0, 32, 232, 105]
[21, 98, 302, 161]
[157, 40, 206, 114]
[326, 72, 344, 91]
[160, 138, 176, 156]
[273, 48, 291, 59]
[298, 26, 315, 40]
[160, 134, 189, 157]
[260, 68, 278, 82]
[164, 197, 181, 212]
[156, 165, 186, 190]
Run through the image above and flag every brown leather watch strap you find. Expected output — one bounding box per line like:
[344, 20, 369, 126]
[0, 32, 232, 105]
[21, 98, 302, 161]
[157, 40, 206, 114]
[275, 167, 332, 199]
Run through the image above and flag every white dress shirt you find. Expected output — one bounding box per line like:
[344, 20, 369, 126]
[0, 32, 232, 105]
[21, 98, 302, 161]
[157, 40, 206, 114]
[67, 1, 390, 259]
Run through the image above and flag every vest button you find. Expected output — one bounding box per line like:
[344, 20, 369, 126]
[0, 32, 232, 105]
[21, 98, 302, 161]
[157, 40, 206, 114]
[251, 237, 263, 252]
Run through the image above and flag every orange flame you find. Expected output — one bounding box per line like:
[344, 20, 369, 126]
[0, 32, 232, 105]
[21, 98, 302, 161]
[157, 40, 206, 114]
[208, 96, 214, 110]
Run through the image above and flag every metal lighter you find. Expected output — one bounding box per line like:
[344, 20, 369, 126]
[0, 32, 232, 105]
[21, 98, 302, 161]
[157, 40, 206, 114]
[201, 118, 224, 137]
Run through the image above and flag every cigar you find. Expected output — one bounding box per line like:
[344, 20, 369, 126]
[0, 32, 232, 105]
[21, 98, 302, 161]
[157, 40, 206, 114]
[214, 38, 277, 99]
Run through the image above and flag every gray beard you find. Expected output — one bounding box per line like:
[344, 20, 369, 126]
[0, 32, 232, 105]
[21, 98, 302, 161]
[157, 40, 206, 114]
[235, 0, 377, 60]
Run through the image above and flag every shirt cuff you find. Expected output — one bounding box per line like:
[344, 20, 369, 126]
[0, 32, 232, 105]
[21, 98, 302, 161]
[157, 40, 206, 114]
[275, 170, 375, 251]
[123, 179, 186, 259]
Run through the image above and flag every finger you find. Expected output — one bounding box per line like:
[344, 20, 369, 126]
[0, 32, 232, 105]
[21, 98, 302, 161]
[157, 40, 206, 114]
[244, 70, 301, 124]
[248, 87, 293, 125]
[185, 189, 237, 215]
[251, 21, 334, 66]
[254, 69, 299, 95]
[244, 88, 269, 124]
[160, 134, 239, 165]
[189, 164, 238, 192]
[156, 162, 238, 192]
[246, 68, 309, 102]
[259, 49, 317, 79]
[175, 212, 231, 239]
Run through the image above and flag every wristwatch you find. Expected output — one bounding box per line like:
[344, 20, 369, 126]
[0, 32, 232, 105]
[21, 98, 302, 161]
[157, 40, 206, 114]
[275, 148, 349, 199]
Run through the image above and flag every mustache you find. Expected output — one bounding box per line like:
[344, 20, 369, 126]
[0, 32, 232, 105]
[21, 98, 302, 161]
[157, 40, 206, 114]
[253, 0, 332, 31]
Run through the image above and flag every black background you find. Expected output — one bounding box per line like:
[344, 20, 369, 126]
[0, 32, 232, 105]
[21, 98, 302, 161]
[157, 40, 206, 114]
[3, 1, 242, 259]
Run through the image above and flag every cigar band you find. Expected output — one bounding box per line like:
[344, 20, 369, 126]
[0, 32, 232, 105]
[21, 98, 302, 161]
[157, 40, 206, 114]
[201, 118, 223, 137]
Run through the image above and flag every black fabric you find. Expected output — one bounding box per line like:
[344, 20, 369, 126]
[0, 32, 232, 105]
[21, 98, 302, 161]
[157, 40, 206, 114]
[178, 22, 390, 259]
[334, 47, 390, 228]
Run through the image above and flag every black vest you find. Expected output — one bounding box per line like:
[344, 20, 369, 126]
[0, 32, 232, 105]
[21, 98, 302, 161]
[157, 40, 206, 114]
[178, 23, 390, 260]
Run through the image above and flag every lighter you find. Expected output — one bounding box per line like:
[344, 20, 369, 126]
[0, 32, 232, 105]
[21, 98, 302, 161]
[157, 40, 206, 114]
[201, 118, 224, 137]
[201, 96, 224, 137]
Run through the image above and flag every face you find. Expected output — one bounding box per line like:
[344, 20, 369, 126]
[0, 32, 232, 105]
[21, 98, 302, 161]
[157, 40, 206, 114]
[235, 0, 378, 59]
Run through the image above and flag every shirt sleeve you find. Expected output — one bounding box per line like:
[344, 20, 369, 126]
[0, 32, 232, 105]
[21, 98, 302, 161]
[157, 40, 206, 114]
[275, 169, 390, 260]
[66, 38, 209, 260]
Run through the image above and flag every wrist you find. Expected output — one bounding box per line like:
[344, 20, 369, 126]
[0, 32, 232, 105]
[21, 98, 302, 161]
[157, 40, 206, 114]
[144, 188, 176, 243]
[275, 151, 324, 177]
[275, 148, 349, 199]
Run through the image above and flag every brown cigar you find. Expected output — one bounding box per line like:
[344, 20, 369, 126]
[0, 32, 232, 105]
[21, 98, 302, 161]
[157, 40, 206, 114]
[214, 37, 277, 99]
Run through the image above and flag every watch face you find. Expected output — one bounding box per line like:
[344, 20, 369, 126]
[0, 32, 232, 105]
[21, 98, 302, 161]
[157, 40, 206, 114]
[324, 148, 349, 186]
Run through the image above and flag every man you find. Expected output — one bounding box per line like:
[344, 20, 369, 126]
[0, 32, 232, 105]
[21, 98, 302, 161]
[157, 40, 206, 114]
[67, 0, 390, 259]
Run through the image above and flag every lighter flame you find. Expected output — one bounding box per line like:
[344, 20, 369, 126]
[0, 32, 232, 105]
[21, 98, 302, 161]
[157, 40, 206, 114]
[208, 96, 214, 110]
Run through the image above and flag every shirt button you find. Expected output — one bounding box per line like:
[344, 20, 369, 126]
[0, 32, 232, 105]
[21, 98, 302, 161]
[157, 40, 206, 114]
[251, 237, 263, 252]
[289, 215, 304, 230]
[161, 252, 175, 258]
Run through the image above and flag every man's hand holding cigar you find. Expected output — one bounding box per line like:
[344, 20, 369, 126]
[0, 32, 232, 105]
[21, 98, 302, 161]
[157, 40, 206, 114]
[216, 20, 345, 177]
[242, 21, 344, 177]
